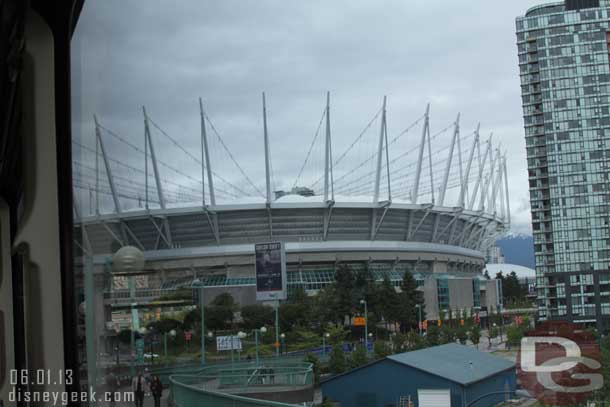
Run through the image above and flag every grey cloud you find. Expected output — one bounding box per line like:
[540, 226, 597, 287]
[72, 0, 542, 233]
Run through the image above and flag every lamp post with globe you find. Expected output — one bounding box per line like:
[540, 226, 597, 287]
[254, 326, 267, 365]
[191, 278, 206, 365]
[237, 331, 247, 361]
[111, 245, 145, 376]
[280, 333, 286, 356]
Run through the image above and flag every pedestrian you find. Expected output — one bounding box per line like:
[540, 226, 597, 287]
[150, 375, 163, 407]
[131, 370, 146, 407]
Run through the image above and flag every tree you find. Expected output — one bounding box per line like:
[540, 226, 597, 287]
[374, 275, 401, 329]
[146, 318, 181, 334]
[374, 341, 391, 358]
[211, 292, 238, 310]
[279, 302, 310, 332]
[349, 345, 368, 369]
[314, 285, 341, 325]
[426, 325, 440, 347]
[469, 325, 481, 348]
[353, 267, 374, 307]
[205, 305, 234, 331]
[205, 293, 239, 330]
[488, 325, 499, 349]
[329, 344, 347, 374]
[506, 325, 525, 349]
[304, 353, 321, 385]
[440, 325, 456, 344]
[117, 329, 133, 345]
[182, 308, 200, 331]
[404, 331, 425, 351]
[241, 304, 274, 330]
[456, 326, 468, 345]
[326, 324, 349, 345]
[334, 264, 355, 321]
[496, 271, 525, 305]
[321, 398, 335, 407]
[397, 271, 421, 332]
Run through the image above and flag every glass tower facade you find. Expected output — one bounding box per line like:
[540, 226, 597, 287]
[517, 0, 610, 331]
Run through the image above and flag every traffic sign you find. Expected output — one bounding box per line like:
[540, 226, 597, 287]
[185, 331, 192, 341]
[354, 317, 366, 327]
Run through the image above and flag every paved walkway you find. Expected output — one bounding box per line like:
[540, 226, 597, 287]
[112, 388, 169, 407]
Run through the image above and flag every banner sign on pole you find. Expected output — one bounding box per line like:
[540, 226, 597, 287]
[353, 317, 366, 327]
[136, 339, 145, 364]
[216, 336, 243, 351]
[255, 242, 287, 301]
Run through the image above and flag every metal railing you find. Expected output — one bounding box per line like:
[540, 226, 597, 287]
[169, 361, 314, 407]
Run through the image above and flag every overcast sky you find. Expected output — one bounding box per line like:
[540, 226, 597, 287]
[71, 0, 548, 235]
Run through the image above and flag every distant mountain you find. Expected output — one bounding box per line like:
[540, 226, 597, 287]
[496, 234, 535, 269]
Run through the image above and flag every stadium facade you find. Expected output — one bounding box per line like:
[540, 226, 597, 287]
[73, 95, 510, 342]
[517, 0, 610, 331]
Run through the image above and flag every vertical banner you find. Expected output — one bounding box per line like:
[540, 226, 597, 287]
[255, 242, 287, 301]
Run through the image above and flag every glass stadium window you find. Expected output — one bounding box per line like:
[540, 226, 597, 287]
[437, 279, 450, 310]
[472, 279, 481, 308]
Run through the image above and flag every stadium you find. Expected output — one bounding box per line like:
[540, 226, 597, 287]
[72, 94, 511, 339]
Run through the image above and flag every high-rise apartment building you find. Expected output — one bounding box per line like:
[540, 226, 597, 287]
[517, 0, 610, 332]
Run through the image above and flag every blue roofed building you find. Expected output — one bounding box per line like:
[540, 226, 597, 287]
[321, 343, 516, 407]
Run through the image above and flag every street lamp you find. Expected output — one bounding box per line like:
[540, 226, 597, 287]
[192, 278, 206, 365]
[114, 344, 120, 367]
[322, 333, 330, 357]
[237, 331, 246, 361]
[360, 299, 368, 353]
[164, 329, 177, 359]
[255, 326, 267, 365]
[111, 245, 145, 377]
[280, 333, 286, 356]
